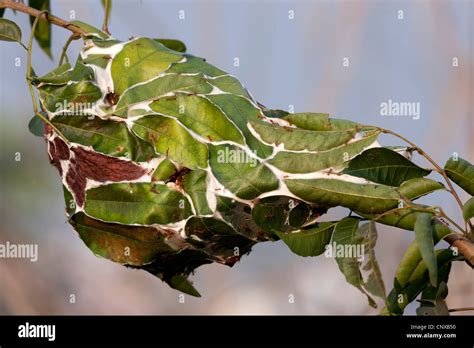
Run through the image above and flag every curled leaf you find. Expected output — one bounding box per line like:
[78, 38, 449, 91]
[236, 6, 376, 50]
[384, 248, 459, 315]
[276, 222, 335, 257]
[358, 222, 386, 302]
[0, 18, 22, 44]
[28, 114, 46, 137]
[462, 197, 474, 222]
[414, 213, 437, 287]
[444, 156, 474, 196]
[154, 38, 187, 53]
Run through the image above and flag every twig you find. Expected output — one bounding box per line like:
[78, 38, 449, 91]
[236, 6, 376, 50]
[374, 126, 464, 211]
[102, 0, 111, 35]
[366, 203, 474, 264]
[59, 34, 79, 66]
[448, 307, 474, 313]
[443, 234, 474, 266]
[370, 203, 465, 234]
[26, 10, 69, 143]
[0, 0, 86, 36]
[436, 207, 466, 235]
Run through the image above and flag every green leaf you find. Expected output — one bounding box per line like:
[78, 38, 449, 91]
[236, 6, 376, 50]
[154, 38, 187, 53]
[209, 75, 250, 98]
[288, 203, 313, 228]
[384, 248, 458, 315]
[249, 120, 357, 152]
[89, 37, 122, 48]
[214, 196, 264, 241]
[208, 144, 279, 200]
[403, 179, 444, 199]
[154, 273, 201, 297]
[414, 213, 437, 287]
[394, 223, 450, 289]
[111, 38, 182, 95]
[152, 159, 176, 182]
[269, 130, 380, 173]
[84, 183, 192, 225]
[252, 197, 312, 235]
[167, 55, 226, 77]
[0, 18, 23, 44]
[32, 62, 72, 86]
[417, 263, 452, 316]
[51, 115, 155, 161]
[132, 114, 208, 169]
[359, 222, 386, 300]
[183, 170, 213, 215]
[114, 74, 212, 116]
[71, 212, 175, 266]
[149, 94, 245, 144]
[28, 0, 52, 58]
[398, 178, 445, 201]
[33, 59, 94, 87]
[397, 178, 445, 201]
[286, 179, 388, 214]
[167, 274, 201, 297]
[283, 113, 332, 130]
[82, 53, 110, 69]
[356, 205, 430, 231]
[69, 58, 96, 81]
[444, 156, 474, 195]
[463, 197, 474, 222]
[207, 94, 274, 158]
[332, 218, 368, 296]
[342, 148, 431, 186]
[185, 217, 256, 260]
[332, 219, 385, 308]
[276, 222, 335, 257]
[185, 216, 237, 238]
[28, 115, 45, 137]
[283, 112, 361, 131]
[394, 243, 424, 292]
[261, 108, 289, 118]
[416, 300, 449, 316]
[38, 80, 102, 114]
[70, 20, 109, 39]
[285, 177, 443, 215]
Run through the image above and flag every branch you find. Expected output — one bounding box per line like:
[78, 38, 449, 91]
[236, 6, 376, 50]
[0, 0, 86, 36]
[375, 126, 464, 211]
[448, 307, 474, 313]
[102, 0, 111, 35]
[367, 204, 474, 265]
[444, 233, 474, 266]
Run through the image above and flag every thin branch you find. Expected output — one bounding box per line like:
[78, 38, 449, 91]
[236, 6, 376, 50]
[19, 41, 28, 50]
[370, 203, 465, 234]
[0, 0, 86, 36]
[26, 10, 69, 143]
[443, 234, 474, 266]
[363, 203, 474, 265]
[374, 126, 464, 211]
[370, 205, 434, 223]
[436, 207, 466, 235]
[59, 34, 79, 66]
[102, 0, 111, 35]
[448, 307, 474, 313]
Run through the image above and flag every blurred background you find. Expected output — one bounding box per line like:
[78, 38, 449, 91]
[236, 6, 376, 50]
[0, 0, 472, 315]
